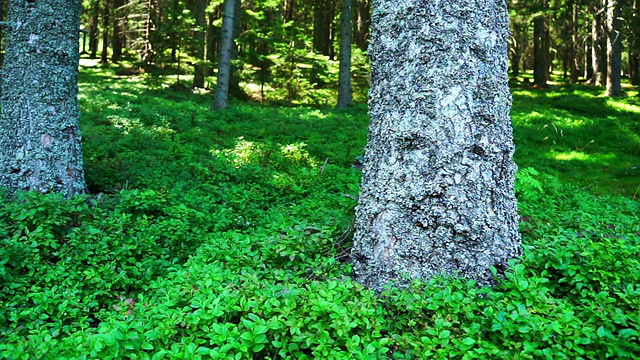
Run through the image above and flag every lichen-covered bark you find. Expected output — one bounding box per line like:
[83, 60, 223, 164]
[0, 0, 86, 197]
[352, 0, 522, 291]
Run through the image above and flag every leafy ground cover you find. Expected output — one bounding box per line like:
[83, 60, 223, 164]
[1, 65, 639, 359]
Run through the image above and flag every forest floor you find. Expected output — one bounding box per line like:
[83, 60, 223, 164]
[0, 65, 639, 358]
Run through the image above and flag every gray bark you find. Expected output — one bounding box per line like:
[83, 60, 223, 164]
[352, 0, 521, 291]
[605, 0, 622, 97]
[0, 0, 87, 197]
[336, 0, 353, 109]
[213, 0, 235, 110]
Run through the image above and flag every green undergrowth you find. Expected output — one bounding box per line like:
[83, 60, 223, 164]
[1, 66, 639, 358]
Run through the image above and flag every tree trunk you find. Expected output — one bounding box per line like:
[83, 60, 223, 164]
[336, 0, 353, 109]
[0, 0, 5, 67]
[353, 0, 370, 51]
[606, 0, 623, 96]
[0, 0, 87, 197]
[313, 0, 333, 57]
[101, 0, 110, 63]
[89, 0, 100, 58]
[533, 15, 548, 87]
[570, 1, 580, 83]
[352, 0, 521, 291]
[112, 0, 125, 63]
[193, 0, 207, 89]
[592, 1, 607, 86]
[631, 0, 640, 85]
[213, 0, 235, 110]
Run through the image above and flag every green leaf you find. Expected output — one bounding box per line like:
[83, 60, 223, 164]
[458, 337, 476, 351]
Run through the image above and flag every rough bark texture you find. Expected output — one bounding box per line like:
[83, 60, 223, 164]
[0, 0, 87, 197]
[336, 0, 353, 109]
[605, 0, 622, 97]
[352, 0, 522, 292]
[213, 0, 235, 110]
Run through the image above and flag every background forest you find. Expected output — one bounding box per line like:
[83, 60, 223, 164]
[0, 0, 639, 358]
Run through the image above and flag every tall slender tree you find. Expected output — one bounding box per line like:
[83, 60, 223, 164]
[0, 0, 87, 197]
[193, 0, 208, 89]
[352, 0, 521, 291]
[336, 0, 353, 109]
[213, 0, 236, 110]
[605, 0, 623, 96]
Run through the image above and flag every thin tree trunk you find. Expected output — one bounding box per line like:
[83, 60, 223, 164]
[0, 0, 5, 67]
[336, 0, 353, 109]
[193, 0, 207, 88]
[353, 0, 369, 51]
[89, 0, 100, 58]
[101, 0, 110, 63]
[352, 0, 521, 291]
[631, 0, 640, 85]
[592, 1, 607, 86]
[0, 0, 87, 197]
[606, 0, 622, 96]
[213, 0, 235, 110]
[570, 1, 580, 83]
[112, 0, 125, 63]
[533, 15, 548, 87]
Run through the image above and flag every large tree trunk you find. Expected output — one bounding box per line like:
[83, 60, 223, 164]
[352, 0, 521, 291]
[533, 15, 548, 87]
[193, 0, 207, 89]
[0, 0, 87, 197]
[605, 0, 623, 96]
[213, 0, 235, 110]
[336, 0, 353, 109]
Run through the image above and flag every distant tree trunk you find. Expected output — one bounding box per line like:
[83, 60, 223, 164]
[570, 1, 580, 83]
[206, 7, 220, 64]
[533, 15, 548, 87]
[213, 0, 235, 110]
[336, 0, 353, 109]
[592, 1, 607, 86]
[89, 0, 100, 58]
[101, 0, 110, 63]
[193, 0, 207, 89]
[352, 0, 521, 292]
[0, 0, 5, 67]
[606, 0, 623, 96]
[352, 0, 370, 51]
[229, 0, 248, 99]
[0, 0, 87, 197]
[284, 0, 296, 22]
[631, 0, 640, 85]
[313, 0, 333, 57]
[112, 0, 125, 63]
